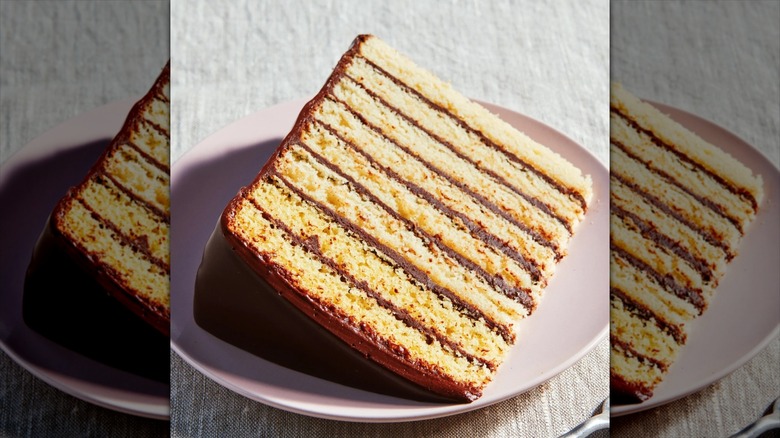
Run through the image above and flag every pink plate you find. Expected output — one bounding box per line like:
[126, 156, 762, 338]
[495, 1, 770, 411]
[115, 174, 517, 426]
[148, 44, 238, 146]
[0, 99, 170, 419]
[170, 98, 610, 422]
[611, 102, 780, 416]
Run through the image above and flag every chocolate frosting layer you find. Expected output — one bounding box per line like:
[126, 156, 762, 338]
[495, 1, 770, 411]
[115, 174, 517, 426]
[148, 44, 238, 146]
[611, 107, 758, 212]
[358, 56, 588, 211]
[611, 242, 705, 313]
[194, 219, 474, 403]
[313, 119, 545, 286]
[612, 137, 743, 234]
[611, 173, 733, 259]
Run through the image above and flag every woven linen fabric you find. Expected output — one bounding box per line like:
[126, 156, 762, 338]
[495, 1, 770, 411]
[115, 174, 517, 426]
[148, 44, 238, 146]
[171, 344, 609, 438]
[170, 0, 609, 437]
[0, 2, 170, 437]
[0, 1, 170, 165]
[610, 1, 780, 437]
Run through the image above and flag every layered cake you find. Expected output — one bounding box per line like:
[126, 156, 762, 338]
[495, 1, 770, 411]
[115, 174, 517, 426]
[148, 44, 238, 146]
[609, 83, 764, 402]
[195, 35, 593, 402]
[24, 63, 170, 381]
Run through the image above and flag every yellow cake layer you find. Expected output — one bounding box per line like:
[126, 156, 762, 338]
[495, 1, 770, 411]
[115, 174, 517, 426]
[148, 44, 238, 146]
[332, 76, 571, 255]
[274, 145, 527, 326]
[58, 199, 169, 309]
[129, 118, 170, 169]
[249, 177, 510, 365]
[298, 122, 544, 306]
[611, 296, 679, 370]
[344, 56, 584, 230]
[611, 112, 753, 230]
[78, 176, 169, 267]
[229, 196, 493, 388]
[611, 251, 698, 325]
[314, 98, 557, 279]
[611, 82, 763, 204]
[611, 143, 740, 256]
[103, 142, 169, 216]
[611, 177, 727, 278]
[358, 36, 593, 206]
[611, 343, 664, 391]
[145, 88, 170, 133]
[611, 213, 710, 301]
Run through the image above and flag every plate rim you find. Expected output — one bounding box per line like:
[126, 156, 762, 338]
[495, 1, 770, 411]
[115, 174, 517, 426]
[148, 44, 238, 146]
[170, 97, 610, 422]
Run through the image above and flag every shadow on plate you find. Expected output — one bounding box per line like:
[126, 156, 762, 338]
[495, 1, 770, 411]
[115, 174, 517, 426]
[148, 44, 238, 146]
[0, 139, 169, 396]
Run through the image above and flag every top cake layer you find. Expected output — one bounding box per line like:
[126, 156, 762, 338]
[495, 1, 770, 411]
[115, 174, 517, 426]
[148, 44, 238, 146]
[220, 35, 592, 401]
[50, 63, 171, 335]
[609, 82, 763, 402]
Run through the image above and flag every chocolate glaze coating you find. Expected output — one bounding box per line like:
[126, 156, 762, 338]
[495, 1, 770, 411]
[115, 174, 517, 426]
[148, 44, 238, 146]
[194, 219, 471, 403]
[610, 374, 652, 405]
[23, 214, 169, 383]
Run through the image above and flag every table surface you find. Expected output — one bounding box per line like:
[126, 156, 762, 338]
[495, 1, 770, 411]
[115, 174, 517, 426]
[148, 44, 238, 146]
[1, 0, 776, 437]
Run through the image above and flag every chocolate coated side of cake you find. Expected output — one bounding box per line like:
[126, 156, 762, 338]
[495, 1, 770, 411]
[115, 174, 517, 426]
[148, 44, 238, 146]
[23, 215, 169, 382]
[194, 221, 463, 403]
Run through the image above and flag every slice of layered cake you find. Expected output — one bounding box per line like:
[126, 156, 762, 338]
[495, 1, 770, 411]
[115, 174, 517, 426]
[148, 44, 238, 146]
[609, 82, 764, 403]
[23, 63, 170, 381]
[194, 35, 593, 402]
